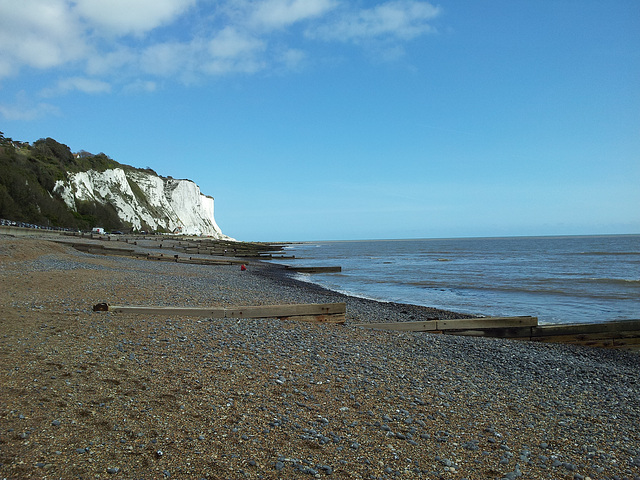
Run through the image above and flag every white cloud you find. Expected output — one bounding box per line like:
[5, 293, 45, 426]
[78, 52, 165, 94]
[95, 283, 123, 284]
[85, 48, 138, 76]
[247, 0, 337, 30]
[0, 0, 443, 97]
[308, 0, 441, 41]
[73, 0, 197, 36]
[0, 0, 86, 74]
[0, 0, 197, 78]
[200, 27, 267, 75]
[140, 41, 196, 77]
[208, 27, 265, 59]
[135, 28, 268, 79]
[123, 80, 158, 93]
[41, 77, 112, 97]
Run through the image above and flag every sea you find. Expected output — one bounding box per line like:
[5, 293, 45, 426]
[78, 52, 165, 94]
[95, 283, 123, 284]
[272, 235, 640, 325]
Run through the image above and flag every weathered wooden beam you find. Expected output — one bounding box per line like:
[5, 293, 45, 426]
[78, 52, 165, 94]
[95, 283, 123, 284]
[531, 331, 625, 343]
[286, 266, 342, 273]
[445, 326, 534, 338]
[613, 336, 640, 350]
[103, 305, 227, 317]
[175, 257, 245, 265]
[527, 323, 640, 350]
[530, 320, 640, 337]
[71, 244, 137, 256]
[278, 314, 346, 324]
[101, 247, 136, 255]
[146, 254, 177, 262]
[355, 317, 640, 351]
[438, 316, 538, 330]
[92, 302, 346, 323]
[354, 316, 538, 332]
[224, 303, 345, 319]
[357, 320, 438, 332]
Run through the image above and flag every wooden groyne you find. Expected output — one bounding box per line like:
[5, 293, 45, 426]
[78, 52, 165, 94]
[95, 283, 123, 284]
[0, 227, 287, 261]
[65, 242, 247, 265]
[170, 238, 287, 259]
[526, 320, 640, 350]
[285, 265, 342, 273]
[93, 302, 346, 324]
[355, 317, 640, 352]
[23, 232, 291, 266]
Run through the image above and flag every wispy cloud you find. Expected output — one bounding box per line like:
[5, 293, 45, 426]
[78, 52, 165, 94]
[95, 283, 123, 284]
[307, 0, 442, 42]
[122, 80, 158, 94]
[207, 27, 265, 59]
[41, 77, 112, 97]
[73, 0, 197, 36]
[139, 41, 198, 77]
[0, 0, 442, 99]
[246, 0, 338, 31]
[0, 91, 61, 121]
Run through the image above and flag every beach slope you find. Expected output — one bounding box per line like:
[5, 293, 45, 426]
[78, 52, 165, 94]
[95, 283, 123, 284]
[1, 236, 638, 479]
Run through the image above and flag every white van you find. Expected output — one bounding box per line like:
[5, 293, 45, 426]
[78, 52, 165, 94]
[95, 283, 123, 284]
[92, 227, 105, 234]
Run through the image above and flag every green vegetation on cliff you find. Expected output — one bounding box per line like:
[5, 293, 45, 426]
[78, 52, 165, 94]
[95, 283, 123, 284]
[0, 132, 153, 231]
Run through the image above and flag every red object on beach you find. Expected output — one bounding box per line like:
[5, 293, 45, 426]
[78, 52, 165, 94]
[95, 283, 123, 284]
[241, 264, 246, 271]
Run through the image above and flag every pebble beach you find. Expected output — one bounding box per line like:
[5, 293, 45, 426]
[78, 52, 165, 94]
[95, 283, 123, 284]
[0, 235, 639, 480]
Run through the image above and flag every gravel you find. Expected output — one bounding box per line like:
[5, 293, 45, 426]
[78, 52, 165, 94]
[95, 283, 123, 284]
[0, 235, 639, 479]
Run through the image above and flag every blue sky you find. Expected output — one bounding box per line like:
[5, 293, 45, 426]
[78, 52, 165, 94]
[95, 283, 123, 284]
[1, 0, 638, 241]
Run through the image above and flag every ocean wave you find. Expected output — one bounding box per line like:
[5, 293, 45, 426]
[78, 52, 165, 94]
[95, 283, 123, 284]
[580, 277, 640, 285]
[404, 279, 637, 300]
[573, 251, 640, 256]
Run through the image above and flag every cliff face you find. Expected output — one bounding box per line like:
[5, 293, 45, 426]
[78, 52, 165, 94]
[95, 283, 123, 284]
[54, 168, 229, 238]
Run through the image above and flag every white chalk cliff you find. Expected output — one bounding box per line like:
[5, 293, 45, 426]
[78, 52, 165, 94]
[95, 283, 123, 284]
[54, 168, 231, 238]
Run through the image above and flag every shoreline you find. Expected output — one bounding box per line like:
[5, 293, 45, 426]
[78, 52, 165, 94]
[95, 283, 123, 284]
[1, 235, 639, 479]
[270, 236, 640, 326]
[253, 259, 475, 323]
